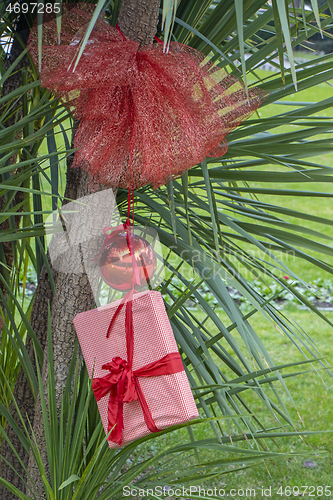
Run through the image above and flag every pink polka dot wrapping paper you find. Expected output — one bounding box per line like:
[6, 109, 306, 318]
[73, 290, 199, 448]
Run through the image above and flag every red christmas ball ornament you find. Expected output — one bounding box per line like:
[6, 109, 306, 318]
[98, 231, 156, 291]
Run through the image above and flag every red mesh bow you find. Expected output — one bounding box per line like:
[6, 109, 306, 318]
[27, 4, 265, 189]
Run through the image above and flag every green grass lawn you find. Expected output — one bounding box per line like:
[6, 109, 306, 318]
[214, 69, 333, 489]
[225, 308, 333, 491]
[149, 307, 333, 494]
[139, 305, 333, 497]
[243, 70, 333, 282]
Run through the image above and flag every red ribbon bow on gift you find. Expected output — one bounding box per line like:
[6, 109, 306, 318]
[92, 300, 184, 445]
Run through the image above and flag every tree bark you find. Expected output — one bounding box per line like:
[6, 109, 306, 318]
[117, 0, 160, 45]
[25, 1, 161, 497]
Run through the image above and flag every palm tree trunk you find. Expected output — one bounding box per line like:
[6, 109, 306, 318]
[24, 1, 161, 497]
[118, 0, 160, 45]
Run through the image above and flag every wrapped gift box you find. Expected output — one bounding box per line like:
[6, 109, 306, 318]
[73, 290, 198, 447]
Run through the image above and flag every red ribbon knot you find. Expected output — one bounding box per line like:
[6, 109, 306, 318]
[93, 357, 138, 403]
[92, 351, 185, 446]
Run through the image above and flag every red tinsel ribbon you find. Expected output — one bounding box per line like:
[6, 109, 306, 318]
[92, 300, 184, 445]
[27, 3, 265, 189]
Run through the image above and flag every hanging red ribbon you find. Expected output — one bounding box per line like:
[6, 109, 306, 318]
[92, 299, 184, 445]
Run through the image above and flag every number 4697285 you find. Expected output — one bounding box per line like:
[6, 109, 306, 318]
[6, 3, 61, 14]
